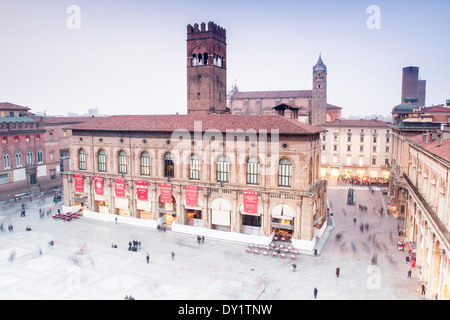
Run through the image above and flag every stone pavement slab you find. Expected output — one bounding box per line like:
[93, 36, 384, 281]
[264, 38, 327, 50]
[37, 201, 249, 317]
[0, 190, 424, 300]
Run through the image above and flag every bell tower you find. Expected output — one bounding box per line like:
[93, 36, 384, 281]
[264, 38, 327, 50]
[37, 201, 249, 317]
[186, 21, 228, 114]
[311, 54, 327, 125]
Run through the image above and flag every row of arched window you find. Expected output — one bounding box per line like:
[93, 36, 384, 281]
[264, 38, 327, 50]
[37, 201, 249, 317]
[2, 150, 44, 170]
[191, 53, 224, 67]
[78, 149, 294, 187]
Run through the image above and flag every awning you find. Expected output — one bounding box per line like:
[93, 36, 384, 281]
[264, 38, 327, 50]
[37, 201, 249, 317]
[406, 242, 412, 252]
[271, 204, 295, 219]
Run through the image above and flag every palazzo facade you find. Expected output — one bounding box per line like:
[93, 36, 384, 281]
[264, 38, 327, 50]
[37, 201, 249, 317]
[62, 114, 328, 250]
[403, 131, 450, 300]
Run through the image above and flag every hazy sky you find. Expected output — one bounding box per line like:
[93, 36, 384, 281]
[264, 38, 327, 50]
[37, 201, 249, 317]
[0, 0, 448, 118]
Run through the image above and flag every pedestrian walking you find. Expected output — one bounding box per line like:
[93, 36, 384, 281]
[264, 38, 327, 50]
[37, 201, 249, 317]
[336, 267, 340, 277]
[407, 269, 412, 278]
[421, 284, 426, 295]
[292, 263, 297, 272]
[201, 235, 205, 243]
[314, 287, 318, 299]
[146, 253, 150, 264]
[171, 251, 175, 260]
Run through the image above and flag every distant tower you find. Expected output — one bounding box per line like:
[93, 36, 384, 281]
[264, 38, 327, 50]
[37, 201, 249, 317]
[401, 66, 419, 104]
[418, 79, 426, 108]
[186, 22, 228, 114]
[311, 54, 327, 125]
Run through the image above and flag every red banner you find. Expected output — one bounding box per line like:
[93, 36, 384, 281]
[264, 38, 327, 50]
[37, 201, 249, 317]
[185, 185, 198, 207]
[94, 176, 103, 195]
[74, 174, 84, 193]
[136, 180, 148, 201]
[160, 182, 172, 204]
[115, 178, 125, 198]
[243, 190, 258, 214]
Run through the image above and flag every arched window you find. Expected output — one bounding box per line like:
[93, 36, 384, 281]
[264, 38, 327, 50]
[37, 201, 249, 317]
[98, 149, 106, 172]
[189, 154, 200, 180]
[278, 158, 292, 187]
[141, 151, 150, 176]
[246, 156, 259, 185]
[27, 150, 33, 165]
[37, 149, 43, 164]
[15, 152, 22, 168]
[3, 154, 10, 169]
[203, 52, 208, 65]
[118, 150, 127, 174]
[78, 149, 86, 170]
[164, 152, 174, 178]
[217, 155, 229, 183]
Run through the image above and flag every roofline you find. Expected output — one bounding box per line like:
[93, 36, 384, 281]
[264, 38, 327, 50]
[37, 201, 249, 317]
[406, 138, 450, 167]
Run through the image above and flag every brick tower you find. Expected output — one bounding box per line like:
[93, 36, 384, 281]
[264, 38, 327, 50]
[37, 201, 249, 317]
[311, 54, 327, 125]
[186, 22, 228, 114]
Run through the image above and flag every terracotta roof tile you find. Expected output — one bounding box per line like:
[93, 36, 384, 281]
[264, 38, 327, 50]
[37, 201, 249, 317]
[318, 119, 390, 127]
[0, 102, 30, 111]
[68, 114, 325, 135]
[421, 105, 450, 113]
[408, 134, 450, 164]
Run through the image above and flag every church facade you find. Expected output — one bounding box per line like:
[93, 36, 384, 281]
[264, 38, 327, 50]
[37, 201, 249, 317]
[228, 55, 341, 125]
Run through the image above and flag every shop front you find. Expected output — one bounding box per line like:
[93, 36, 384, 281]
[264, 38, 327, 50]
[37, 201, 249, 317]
[158, 182, 176, 226]
[344, 169, 353, 179]
[185, 185, 203, 227]
[270, 204, 295, 242]
[239, 202, 262, 236]
[158, 195, 176, 226]
[136, 180, 152, 219]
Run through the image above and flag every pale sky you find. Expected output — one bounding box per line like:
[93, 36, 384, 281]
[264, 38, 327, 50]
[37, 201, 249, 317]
[0, 0, 448, 119]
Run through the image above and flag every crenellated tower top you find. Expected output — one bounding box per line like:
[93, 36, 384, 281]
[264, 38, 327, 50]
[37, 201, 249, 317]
[187, 21, 226, 41]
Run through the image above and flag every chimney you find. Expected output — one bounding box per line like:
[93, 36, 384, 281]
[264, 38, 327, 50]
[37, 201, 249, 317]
[436, 130, 442, 147]
[422, 133, 428, 142]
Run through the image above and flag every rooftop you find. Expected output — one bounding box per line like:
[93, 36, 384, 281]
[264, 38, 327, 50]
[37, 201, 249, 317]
[0, 102, 30, 111]
[407, 134, 450, 164]
[318, 119, 390, 128]
[68, 114, 325, 135]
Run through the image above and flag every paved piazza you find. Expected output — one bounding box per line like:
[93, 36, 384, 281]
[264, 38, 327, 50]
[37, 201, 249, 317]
[0, 184, 425, 300]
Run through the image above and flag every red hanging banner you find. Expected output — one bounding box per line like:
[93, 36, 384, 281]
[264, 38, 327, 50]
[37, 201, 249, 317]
[94, 176, 104, 195]
[160, 182, 172, 204]
[115, 178, 125, 198]
[185, 185, 198, 207]
[74, 174, 84, 193]
[136, 180, 148, 201]
[243, 190, 258, 214]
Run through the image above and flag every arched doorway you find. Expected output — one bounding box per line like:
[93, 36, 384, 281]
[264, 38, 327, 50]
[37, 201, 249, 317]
[211, 197, 231, 232]
[271, 204, 295, 242]
[239, 202, 263, 236]
[158, 195, 176, 227]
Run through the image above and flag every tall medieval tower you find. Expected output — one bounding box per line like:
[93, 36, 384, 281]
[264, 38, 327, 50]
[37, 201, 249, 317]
[311, 54, 327, 125]
[186, 22, 228, 114]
